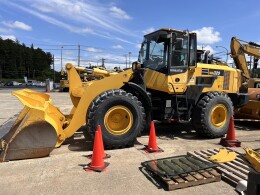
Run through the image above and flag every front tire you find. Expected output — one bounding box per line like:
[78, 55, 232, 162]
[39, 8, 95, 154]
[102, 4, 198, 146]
[192, 92, 233, 138]
[86, 89, 145, 149]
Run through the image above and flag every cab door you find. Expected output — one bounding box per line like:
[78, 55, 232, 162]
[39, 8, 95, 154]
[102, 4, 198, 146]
[168, 34, 197, 94]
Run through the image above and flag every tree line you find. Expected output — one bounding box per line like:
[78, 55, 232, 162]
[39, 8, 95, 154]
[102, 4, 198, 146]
[0, 37, 57, 81]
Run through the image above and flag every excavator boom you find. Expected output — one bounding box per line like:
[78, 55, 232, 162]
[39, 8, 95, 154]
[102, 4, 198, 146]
[231, 37, 260, 81]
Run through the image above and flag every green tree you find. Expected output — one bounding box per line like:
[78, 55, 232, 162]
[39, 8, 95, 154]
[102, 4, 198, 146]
[0, 37, 53, 81]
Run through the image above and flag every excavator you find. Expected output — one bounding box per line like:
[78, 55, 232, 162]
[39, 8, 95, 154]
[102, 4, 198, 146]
[0, 28, 249, 161]
[230, 37, 260, 120]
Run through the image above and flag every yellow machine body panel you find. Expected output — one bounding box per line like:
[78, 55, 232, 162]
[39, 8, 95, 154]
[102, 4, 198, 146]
[144, 63, 241, 95]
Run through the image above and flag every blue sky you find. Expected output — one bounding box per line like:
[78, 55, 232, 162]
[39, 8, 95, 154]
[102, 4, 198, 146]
[0, 0, 260, 70]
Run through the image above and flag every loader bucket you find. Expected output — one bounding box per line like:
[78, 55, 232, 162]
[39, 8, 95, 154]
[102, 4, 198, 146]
[0, 89, 65, 162]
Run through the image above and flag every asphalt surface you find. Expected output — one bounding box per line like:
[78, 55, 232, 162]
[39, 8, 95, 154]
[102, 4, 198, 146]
[0, 88, 259, 195]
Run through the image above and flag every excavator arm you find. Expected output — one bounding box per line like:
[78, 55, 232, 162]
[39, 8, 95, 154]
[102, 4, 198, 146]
[230, 37, 260, 82]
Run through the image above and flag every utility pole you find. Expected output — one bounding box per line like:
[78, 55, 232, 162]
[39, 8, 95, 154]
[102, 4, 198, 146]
[128, 52, 131, 68]
[125, 54, 128, 68]
[78, 44, 80, 67]
[53, 54, 55, 83]
[101, 58, 105, 68]
[61, 46, 63, 71]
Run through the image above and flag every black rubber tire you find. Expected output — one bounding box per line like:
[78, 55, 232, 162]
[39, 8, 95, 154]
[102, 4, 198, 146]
[86, 89, 145, 149]
[191, 92, 233, 138]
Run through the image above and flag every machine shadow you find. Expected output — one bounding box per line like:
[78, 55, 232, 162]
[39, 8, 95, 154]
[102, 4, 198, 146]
[66, 122, 215, 152]
[234, 121, 260, 131]
[66, 127, 93, 152]
[141, 122, 204, 141]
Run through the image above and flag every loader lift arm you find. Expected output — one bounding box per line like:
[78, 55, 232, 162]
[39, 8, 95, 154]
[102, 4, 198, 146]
[63, 64, 134, 139]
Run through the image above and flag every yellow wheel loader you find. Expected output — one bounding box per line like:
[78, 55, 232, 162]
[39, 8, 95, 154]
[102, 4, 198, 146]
[0, 28, 249, 161]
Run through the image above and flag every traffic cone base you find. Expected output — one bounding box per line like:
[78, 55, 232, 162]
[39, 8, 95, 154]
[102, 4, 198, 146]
[220, 138, 241, 147]
[144, 145, 164, 153]
[84, 162, 109, 172]
[86, 153, 111, 159]
[219, 116, 241, 148]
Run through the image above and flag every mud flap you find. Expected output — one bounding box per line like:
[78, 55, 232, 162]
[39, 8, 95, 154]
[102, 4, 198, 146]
[0, 89, 65, 162]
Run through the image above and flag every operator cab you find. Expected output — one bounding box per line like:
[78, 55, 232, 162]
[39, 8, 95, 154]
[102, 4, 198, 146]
[138, 29, 197, 75]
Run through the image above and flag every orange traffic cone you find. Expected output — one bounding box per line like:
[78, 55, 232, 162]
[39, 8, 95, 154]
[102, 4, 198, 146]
[144, 121, 163, 153]
[220, 116, 241, 147]
[87, 125, 110, 159]
[84, 130, 109, 172]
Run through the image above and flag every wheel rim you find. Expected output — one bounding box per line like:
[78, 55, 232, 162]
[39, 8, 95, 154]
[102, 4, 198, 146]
[210, 104, 228, 128]
[104, 106, 133, 135]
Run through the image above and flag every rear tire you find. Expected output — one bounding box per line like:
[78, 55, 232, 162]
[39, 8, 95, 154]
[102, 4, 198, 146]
[86, 89, 145, 149]
[192, 92, 233, 138]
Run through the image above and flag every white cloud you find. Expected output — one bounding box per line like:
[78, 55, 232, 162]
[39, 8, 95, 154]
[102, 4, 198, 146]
[30, 1, 131, 34]
[0, 35, 16, 41]
[7, 1, 138, 42]
[109, 6, 132, 20]
[112, 44, 123, 49]
[73, 28, 94, 34]
[135, 43, 141, 50]
[193, 27, 221, 44]
[197, 45, 215, 53]
[63, 50, 74, 56]
[2, 21, 32, 31]
[85, 47, 102, 53]
[31, 4, 53, 12]
[0, 28, 12, 33]
[142, 27, 155, 35]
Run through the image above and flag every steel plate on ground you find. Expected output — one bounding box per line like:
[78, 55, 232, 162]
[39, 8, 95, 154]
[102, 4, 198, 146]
[141, 155, 217, 178]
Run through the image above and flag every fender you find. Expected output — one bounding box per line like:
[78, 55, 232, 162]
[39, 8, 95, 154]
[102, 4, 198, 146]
[123, 82, 152, 114]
